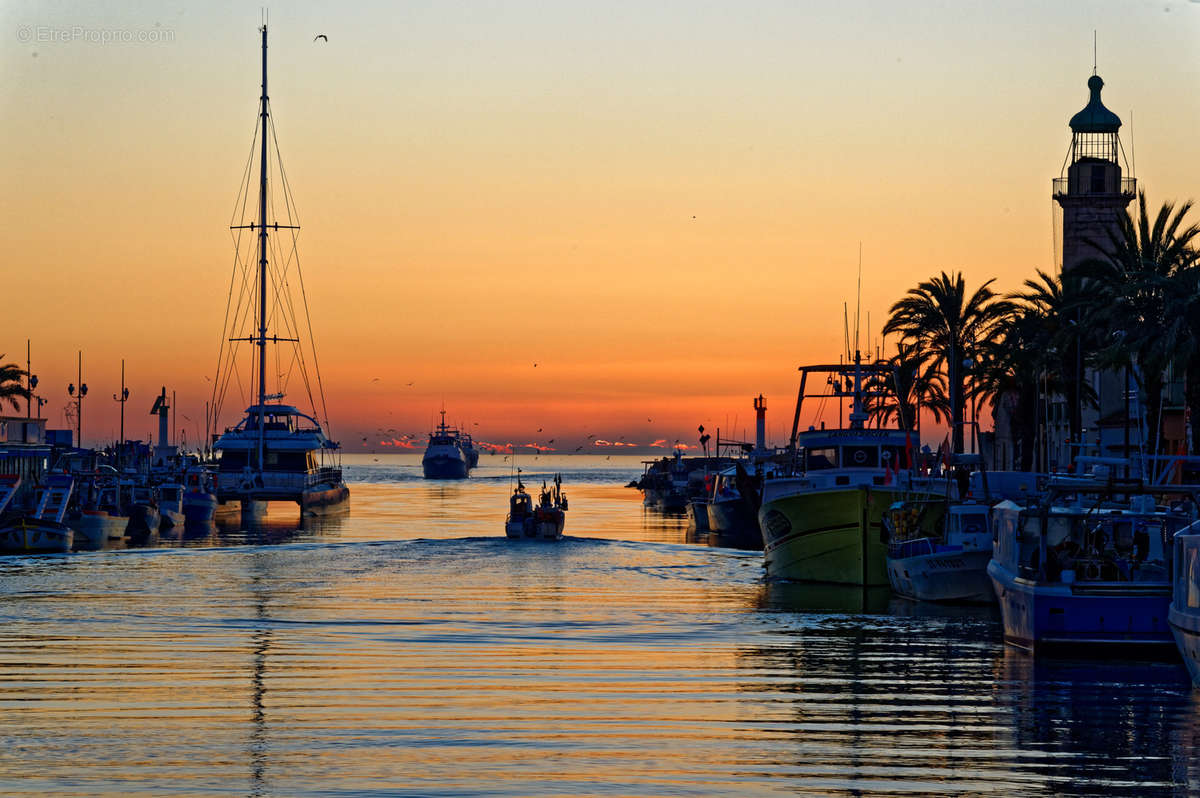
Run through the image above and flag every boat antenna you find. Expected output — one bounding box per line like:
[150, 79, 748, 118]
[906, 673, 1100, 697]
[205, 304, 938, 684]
[854, 242, 862, 360]
[843, 303, 850, 362]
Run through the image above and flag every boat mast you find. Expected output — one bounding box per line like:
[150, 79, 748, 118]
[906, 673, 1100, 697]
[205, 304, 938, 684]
[256, 24, 269, 472]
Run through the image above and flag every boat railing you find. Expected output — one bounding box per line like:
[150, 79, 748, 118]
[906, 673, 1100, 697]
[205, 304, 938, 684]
[306, 466, 342, 488]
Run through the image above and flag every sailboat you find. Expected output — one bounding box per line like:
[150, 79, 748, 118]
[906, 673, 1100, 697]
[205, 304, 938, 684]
[209, 25, 349, 517]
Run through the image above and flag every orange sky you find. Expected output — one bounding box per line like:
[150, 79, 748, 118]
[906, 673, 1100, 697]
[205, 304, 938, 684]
[4, 1, 1200, 451]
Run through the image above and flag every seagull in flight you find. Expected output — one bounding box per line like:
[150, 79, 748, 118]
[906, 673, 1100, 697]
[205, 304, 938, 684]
[313, 34, 328, 42]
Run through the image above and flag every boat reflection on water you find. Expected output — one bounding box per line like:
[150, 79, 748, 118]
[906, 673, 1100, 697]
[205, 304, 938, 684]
[998, 647, 1193, 790]
[213, 503, 349, 547]
[757, 581, 893, 614]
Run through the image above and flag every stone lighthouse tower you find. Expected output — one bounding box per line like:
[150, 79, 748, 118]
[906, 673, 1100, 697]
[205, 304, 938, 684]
[1050, 73, 1136, 467]
[1054, 74, 1135, 273]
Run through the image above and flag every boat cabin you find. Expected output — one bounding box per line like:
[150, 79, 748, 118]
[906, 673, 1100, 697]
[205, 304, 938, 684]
[992, 497, 1187, 586]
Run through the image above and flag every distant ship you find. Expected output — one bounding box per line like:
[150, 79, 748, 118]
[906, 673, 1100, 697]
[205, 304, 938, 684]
[422, 410, 477, 479]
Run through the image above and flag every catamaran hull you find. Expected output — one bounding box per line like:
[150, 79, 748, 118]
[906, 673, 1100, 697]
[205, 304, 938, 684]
[0, 517, 72, 554]
[1169, 605, 1200, 686]
[888, 549, 994, 603]
[301, 484, 349, 513]
[758, 486, 897, 585]
[989, 561, 1173, 651]
[422, 455, 469, 480]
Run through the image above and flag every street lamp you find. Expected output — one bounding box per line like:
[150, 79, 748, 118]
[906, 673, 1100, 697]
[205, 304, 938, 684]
[67, 351, 86, 448]
[113, 359, 129, 445]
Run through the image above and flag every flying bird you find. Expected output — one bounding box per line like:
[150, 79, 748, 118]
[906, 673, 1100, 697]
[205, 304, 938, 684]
[533, 363, 538, 367]
[371, 377, 380, 383]
[548, 439, 554, 444]
[575, 446, 583, 452]
[406, 382, 414, 386]
[313, 34, 328, 42]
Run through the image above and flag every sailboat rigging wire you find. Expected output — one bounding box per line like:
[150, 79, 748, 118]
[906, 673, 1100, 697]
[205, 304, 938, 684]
[212, 115, 262, 436]
[269, 112, 333, 435]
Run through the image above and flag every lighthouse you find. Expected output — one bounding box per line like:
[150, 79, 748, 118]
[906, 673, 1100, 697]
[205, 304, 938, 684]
[1053, 74, 1135, 274]
[1051, 73, 1136, 468]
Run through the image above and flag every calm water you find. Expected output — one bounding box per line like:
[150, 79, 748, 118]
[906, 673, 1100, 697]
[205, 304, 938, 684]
[2, 454, 1199, 796]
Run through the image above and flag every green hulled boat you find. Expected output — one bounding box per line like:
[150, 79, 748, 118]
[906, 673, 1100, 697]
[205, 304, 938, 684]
[758, 356, 926, 585]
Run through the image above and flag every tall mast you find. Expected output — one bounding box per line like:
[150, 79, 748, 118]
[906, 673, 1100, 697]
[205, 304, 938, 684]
[256, 24, 269, 471]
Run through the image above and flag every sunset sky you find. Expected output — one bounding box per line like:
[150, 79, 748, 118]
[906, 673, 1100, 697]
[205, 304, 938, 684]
[4, 1, 1200, 452]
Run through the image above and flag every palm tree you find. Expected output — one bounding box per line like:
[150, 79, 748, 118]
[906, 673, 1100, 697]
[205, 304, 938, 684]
[1077, 193, 1200, 462]
[883, 272, 1015, 454]
[1011, 269, 1099, 449]
[0, 355, 30, 413]
[864, 341, 947, 436]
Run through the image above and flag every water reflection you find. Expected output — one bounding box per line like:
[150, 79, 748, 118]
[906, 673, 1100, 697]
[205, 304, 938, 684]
[998, 649, 1193, 794]
[758, 581, 893, 614]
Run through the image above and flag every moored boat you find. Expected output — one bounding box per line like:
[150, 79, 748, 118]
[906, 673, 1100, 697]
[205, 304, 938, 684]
[182, 466, 218, 525]
[988, 479, 1195, 652]
[1168, 522, 1200, 684]
[758, 355, 924, 585]
[157, 483, 186, 530]
[0, 473, 74, 554]
[125, 483, 160, 543]
[885, 498, 993, 603]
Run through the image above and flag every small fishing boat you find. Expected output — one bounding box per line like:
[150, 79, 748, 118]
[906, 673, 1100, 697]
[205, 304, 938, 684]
[989, 478, 1196, 652]
[885, 500, 994, 603]
[69, 479, 130, 549]
[156, 483, 186, 530]
[182, 466, 218, 525]
[505, 481, 535, 539]
[1168, 520, 1200, 685]
[125, 483, 161, 543]
[705, 464, 764, 551]
[0, 473, 74, 554]
[534, 476, 568, 540]
[505, 474, 568, 540]
[883, 456, 994, 603]
[422, 410, 473, 480]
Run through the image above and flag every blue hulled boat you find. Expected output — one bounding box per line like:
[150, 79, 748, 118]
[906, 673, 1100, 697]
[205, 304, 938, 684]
[989, 478, 1195, 653]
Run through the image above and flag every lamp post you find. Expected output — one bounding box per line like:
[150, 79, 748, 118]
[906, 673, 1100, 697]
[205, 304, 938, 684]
[67, 351, 87, 448]
[113, 359, 129, 445]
